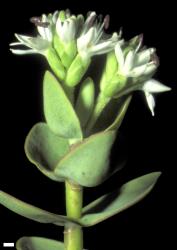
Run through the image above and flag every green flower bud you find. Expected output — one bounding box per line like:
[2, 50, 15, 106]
[100, 51, 118, 92]
[65, 54, 91, 87]
[46, 48, 66, 81]
[100, 51, 127, 98]
[106, 51, 118, 76]
[53, 34, 77, 68]
[58, 10, 66, 21]
[76, 77, 95, 127]
[102, 74, 127, 97]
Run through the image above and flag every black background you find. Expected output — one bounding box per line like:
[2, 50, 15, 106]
[0, 0, 176, 249]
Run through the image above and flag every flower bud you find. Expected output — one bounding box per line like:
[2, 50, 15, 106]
[54, 11, 79, 68]
[58, 10, 67, 21]
[100, 51, 127, 98]
[65, 54, 91, 87]
[102, 74, 127, 97]
[45, 48, 66, 80]
[53, 34, 77, 68]
[100, 51, 118, 92]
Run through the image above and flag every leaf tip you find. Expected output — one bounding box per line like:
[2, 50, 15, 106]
[151, 171, 162, 179]
[44, 70, 52, 79]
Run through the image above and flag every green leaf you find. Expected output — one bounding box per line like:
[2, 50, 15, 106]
[80, 172, 161, 226]
[25, 123, 70, 182]
[16, 237, 64, 250]
[106, 95, 132, 131]
[75, 77, 95, 128]
[0, 190, 75, 226]
[43, 71, 82, 139]
[54, 130, 116, 187]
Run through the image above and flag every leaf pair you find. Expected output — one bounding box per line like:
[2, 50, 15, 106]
[0, 172, 161, 227]
[25, 123, 116, 187]
[26, 71, 131, 187]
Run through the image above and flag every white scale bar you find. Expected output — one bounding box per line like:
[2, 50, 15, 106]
[3, 243, 14, 247]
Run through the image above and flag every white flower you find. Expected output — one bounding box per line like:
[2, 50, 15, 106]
[10, 12, 58, 55]
[77, 12, 121, 61]
[10, 10, 120, 62]
[142, 79, 171, 115]
[114, 41, 171, 115]
[115, 42, 158, 78]
[56, 11, 83, 43]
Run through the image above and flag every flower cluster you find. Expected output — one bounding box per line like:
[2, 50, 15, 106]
[100, 35, 171, 115]
[10, 9, 170, 118]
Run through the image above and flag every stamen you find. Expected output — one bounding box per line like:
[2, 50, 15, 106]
[30, 16, 42, 24]
[104, 15, 110, 29]
[30, 16, 50, 28]
[65, 9, 71, 17]
[151, 53, 159, 66]
[87, 13, 97, 29]
[119, 27, 123, 37]
[135, 33, 144, 52]
[87, 11, 92, 17]
[138, 33, 144, 44]
[98, 14, 103, 23]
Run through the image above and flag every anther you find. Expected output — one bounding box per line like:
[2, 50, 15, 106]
[104, 14, 110, 29]
[87, 13, 97, 28]
[30, 16, 42, 24]
[65, 9, 71, 17]
[151, 53, 159, 66]
[30, 16, 49, 28]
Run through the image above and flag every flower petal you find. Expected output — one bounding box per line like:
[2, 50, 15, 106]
[143, 63, 157, 75]
[10, 49, 37, 55]
[15, 34, 34, 47]
[143, 79, 171, 93]
[128, 64, 147, 77]
[15, 34, 50, 52]
[56, 18, 62, 36]
[66, 18, 77, 42]
[77, 27, 95, 52]
[144, 91, 155, 116]
[124, 50, 135, 73]
[37, 26, 52, 42]
[89, 40, 115, 56]
[10, 42, 22, 46]
[37, 26, 47, 39]
[136, 48, 156, 66]
[115, 43, 124, 71]
[52, 11, 59, 23]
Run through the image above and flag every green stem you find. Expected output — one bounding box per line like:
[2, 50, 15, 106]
[86, 93, 111, 133]
[86, 82, 143, 133]
[64, 180, 83, 250]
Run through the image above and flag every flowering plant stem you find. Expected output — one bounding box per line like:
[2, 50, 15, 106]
[86, 82, 148, 133]
[86, 93, 111, 133]
[0, 9, 169, 250]
[64, 181, 83, 250]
